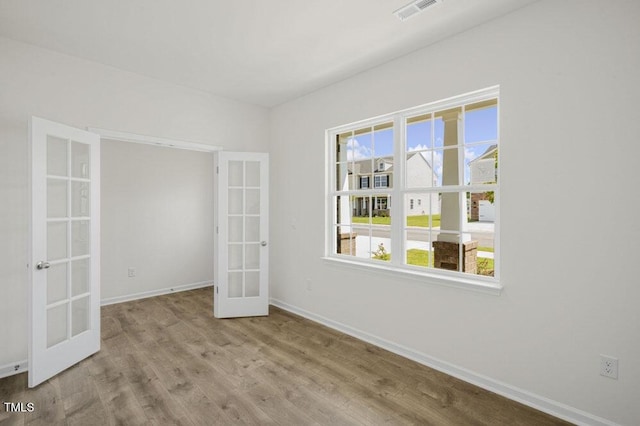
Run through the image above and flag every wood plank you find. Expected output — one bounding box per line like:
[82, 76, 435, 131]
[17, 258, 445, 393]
[87, 345, 149, 425]
[0, 372, 27, 426]
[23, 377, 64, 426]
[120, 351, 196, 426]
[0, 287, 571, 426]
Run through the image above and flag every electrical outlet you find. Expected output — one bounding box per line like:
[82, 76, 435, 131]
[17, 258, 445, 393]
[127, 267, 136, 278]
[600, 355, 618, 379]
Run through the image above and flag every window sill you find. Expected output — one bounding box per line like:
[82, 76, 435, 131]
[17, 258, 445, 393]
[322, 256, 503, 296]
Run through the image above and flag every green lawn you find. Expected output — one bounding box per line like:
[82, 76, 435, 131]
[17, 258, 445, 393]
[403, 248, 494, 276]
[352, 214, 441, 227]
[407, 248, 430, 266]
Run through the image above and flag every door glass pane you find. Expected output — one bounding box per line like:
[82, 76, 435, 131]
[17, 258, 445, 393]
[245, 244, 259, 269]
[71, 182, 90, 217]
[48, 222, 68, 261]
[228, 272, 243, 297]
[72, 220, 90, 257]
[228, 189, 243, 214]
[72, 296, 90, 336]
[47, 263, 68, 305]
[245, 161, 260, 187]
[228, 161, 243, 186]
[245, 272, 259, 297]
[71, 141, 90, 179]
[71, 258, 90, 296]
[245, 217, 259, 242]
[47, 303, 68, 348]
[47, 136, 68, 177]
[228, 244, 243, 270]
[228, 216, 243, 242]
[47, 179, 67, 218]
[245, 189, 260, 214]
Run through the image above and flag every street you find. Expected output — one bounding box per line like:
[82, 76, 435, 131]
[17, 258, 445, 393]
[351, 223, 495, 248]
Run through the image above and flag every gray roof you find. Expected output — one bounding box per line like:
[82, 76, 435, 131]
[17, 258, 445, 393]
[348, 152, 429, 175]
[468, 144, 498, 164]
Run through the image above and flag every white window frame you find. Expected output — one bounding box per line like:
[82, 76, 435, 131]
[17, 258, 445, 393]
[374, 174, 388, 188]
[324, 86, 501, 294]
[360, 176, 370, 189]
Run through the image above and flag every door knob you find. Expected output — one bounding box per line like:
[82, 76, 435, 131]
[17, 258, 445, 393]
[261, 241, 267, 247]
[36, 261, 51, 270]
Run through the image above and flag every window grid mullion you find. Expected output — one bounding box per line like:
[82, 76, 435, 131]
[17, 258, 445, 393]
[459, 105, 466, 272]
[390, 114, 403, 267]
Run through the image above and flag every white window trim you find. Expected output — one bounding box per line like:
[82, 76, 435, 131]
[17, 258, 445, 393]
[324, 86, 501, 294]
[360, 176, 369, 189]
[374, 174, 389, 188]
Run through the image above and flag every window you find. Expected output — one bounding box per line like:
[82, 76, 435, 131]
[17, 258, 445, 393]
[374, 175, 388, 188]
[327, 87, 499, 289]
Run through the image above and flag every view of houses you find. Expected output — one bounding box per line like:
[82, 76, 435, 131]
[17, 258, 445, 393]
[347, 152, 441, 217]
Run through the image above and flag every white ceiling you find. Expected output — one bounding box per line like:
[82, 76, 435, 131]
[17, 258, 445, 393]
[0, 0, 538, 107]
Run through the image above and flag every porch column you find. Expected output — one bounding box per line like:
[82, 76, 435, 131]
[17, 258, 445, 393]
[434, 110, 476, 273]
[438, 110, 464, 242]
[337, 137, 355, 254]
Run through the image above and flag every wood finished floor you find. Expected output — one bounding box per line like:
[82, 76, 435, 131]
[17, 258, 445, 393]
[1, 288, 571, 425]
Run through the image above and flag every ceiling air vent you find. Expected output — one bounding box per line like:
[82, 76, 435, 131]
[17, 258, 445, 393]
[394, 0, 443, 21]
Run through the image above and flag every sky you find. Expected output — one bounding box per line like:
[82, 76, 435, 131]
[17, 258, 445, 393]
[346, 105, 498, 184]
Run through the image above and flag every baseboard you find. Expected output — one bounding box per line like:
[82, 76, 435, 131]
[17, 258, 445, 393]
[101, 281, 213, 306]
[269, 298, 618, 426]
[0, 360, 28, 379]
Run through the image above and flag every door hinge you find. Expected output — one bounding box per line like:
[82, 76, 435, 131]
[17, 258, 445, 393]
[216, 166, 219, 174]
[216, 226, 219, 234]
[216, 286, 219, 294]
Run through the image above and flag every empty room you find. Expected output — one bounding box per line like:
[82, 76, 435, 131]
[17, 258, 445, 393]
[1, 0, 638, 425]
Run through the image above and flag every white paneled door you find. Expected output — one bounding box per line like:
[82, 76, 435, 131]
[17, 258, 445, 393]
[214, 152, 269, 318]
[29, 117, 101, 387]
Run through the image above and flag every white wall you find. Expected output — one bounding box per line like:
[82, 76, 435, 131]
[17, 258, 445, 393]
[0, 37, 269, 368]
[269, 1, 640, 424]
[101, 140, 214, 302]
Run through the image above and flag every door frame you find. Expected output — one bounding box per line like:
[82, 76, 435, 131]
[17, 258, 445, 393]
[27, 125, 223, 385]
[87, 127, 222, 153]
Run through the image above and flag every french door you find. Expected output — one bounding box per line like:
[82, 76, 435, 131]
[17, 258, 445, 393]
[29, 117, 101, 387]
[214, 152, 269, 318]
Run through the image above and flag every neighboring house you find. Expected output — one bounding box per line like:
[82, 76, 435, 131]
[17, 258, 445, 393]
[348, 152, 440, 217]
[468, 145, 497, 222]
